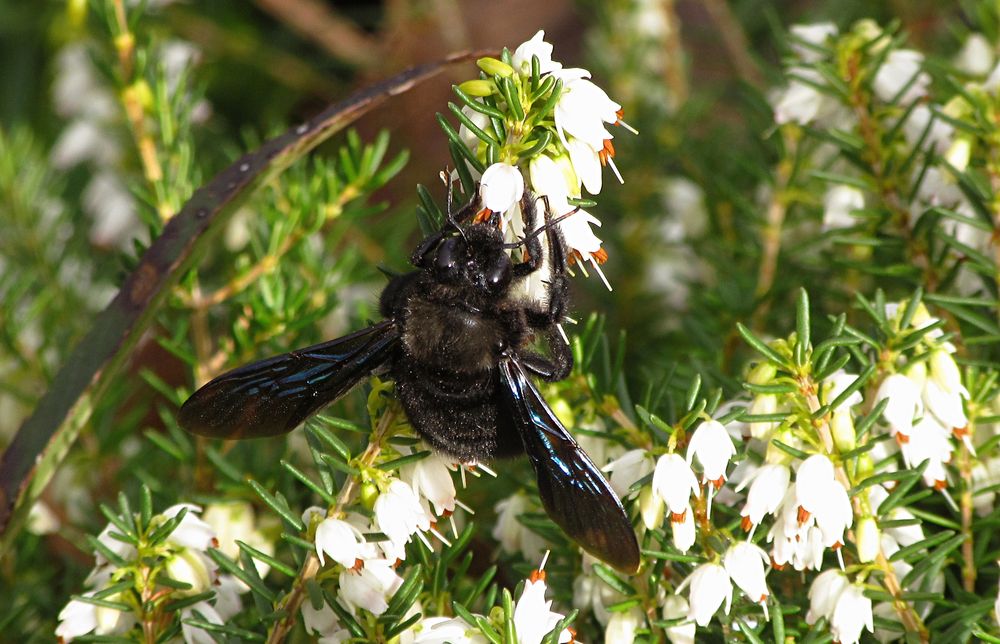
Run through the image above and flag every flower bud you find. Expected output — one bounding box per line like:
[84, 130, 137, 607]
[639, 485, 664, 530]
[476, 57, 514, 78]
[457, 79, 494, 97]
[855, 516, 880, 563]
[360, 480, 379, 510]
[945, 136, 972, 173]
[831, 409, 857, 451]
[748, 361, 778, 386]
[165, 549, 214, 595]
[929, 348, 962, 395]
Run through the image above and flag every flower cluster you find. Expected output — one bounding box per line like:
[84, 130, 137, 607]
[451, 30, 635, 289]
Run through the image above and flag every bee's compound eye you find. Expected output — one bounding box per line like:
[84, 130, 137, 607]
[484, 254, 512, 293]
[434, 237, 463, 281]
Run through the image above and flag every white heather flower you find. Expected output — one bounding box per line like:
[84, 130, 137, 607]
[94, 523, 137, 566]
[165, 548, 215, 595]
[302, 598, 341, 636]
[51, 120, 120, 169]
[739, 464, 791, 534]
[687, 419, 736, 487]
[772, 67, 840, 125]
[830, 584, 874, 644]
[900, 415, 954, 488]
[458, 104, 491, 152]
[806, 569, 849, 624]
[82, 170, 139, 248]
[955, 33, 995, 76]
[604, 448, 655, 498]
[662, 594, 696, 644]
[822, 185, 864, 231]
[161, 504, 217, 551]
[873, 49, 929, 104]
[480, 162, 525, 214]
[339, 558, 403, 616]
[573, 558, 625, 626]
[652, 453, 700, 516]
[660, 177, 709, 241]
[794, 455, 836, 515]
[724, 542, 770, 606]
[876, 373, 923, 440]
[605, 606, 644, 642]
[790, 23, 838, 62]
[671, 502, 697, 553]
[565, 135, 603, 195]
[402, 451, 458, 516]
[683, 563, 732, 627]
[315, 516, 372, 568]
[855, 516, 880, 563]
[27, 500, 60, 535]
[181, 601, 225, 644]
[56, 592, 135, 640]
[552, 68, 622, 149]
[494, 493, 547, 562]
[639, 486, 665, 531]
[374, 479, 431, 561]
[795, 456, 853, 548]
[512, 30, 562, 77]
[412, 616, 487, 643]
[903, 104, 954, 154]
[512, 575, 574, 644]
[747, 393, 781, 440]
[203, 501, 274, 577]
[923, 378, 969, 433]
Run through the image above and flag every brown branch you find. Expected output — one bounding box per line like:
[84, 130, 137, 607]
[752, 133, 796, 331]
[254, 0, 380, 68]
[700, 0, 764, 88]
[661, 0, 689, 109]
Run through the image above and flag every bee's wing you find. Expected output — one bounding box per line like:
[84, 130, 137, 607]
[498, 355, 640, 573]
[179, 321, 399, 439]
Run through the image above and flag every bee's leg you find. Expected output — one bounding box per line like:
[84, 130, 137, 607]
[519, 332, 573, 381]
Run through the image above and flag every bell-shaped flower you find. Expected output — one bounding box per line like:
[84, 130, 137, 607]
[161, 503, 217, 551]
[794, 455, 836, 516]
[56, 591, 135, 641]
[511, 30, 562, 77]
[830, 583, 874, 644]
[789, 23, 838, 62]
[747, 393, 781, 440]
[822, 185, 864, 231]
[203, 501, 274, 578]
[374, 479, 431, 561]
[338, 558, 403, 616]
[458, 104, 491, 152]
[923, 377, 969, 434]
[604, 606, 645, 643]
[639, 485, 665, 531]
[402, 451, 458, 517]
[551, 68, 621, 150]
[565, 135, 603, 195]
[94, 522, 137, 566]
[301, 598, 343, 637]
[181, 601, 225, 644]
[315, 516, 373, 569]
[652, 453, 700, 516]
[682, 563, 732, 627]
[662, 594, 696, 644]
[165, 548, 216, 596]
[493, 493, 546, 562]
[873, 49, 930, 104]
[739, 464, 790, 534]
[875, 373, 923, 440]
[412, 616, 487, 644]
[687, 419, 736, 487]
[806, 569, 849, 625]
[724, 542, 770, 606]
[480, 162, 524, 214]
[899, 415, 953, 488]
[604, 449, 655, 498]
[512, 574, 574, 644]
[772, 67, 841, 125]
[671, 502, 696, 553]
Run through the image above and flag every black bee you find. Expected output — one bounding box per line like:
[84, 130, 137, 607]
[179, 190, 641, 573]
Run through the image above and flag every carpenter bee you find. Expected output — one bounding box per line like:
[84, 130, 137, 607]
[179, 190, 641, 573]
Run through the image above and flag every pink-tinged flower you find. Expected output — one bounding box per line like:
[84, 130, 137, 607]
[724, 542, 770, 606]
[806, 569, 849, 625]
[830, 584, 874, 644]
[315, 517, 373, 569]
[480, 163, 525, 214]
[739, 464, 791, 535]
[875, 373, 923, 440]
[374, 479, 431, 561]
[402, 451, 458, 517]
[671, 502, 696, 553]
[512, 30, 562, 77]
[874, 49, 930, 104]
[512, 573, 574, 644]
[604, 449, 654, 497]
[338, 558, 403, 616]
[652, 453, 700, 516]
[662, 594, 696, 643]
[686, 419, 737, 487]
[551, 68, 621, 150]
[682, 563, 732, 627]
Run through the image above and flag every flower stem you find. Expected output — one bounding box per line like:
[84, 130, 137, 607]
[265, 403, 399, 643]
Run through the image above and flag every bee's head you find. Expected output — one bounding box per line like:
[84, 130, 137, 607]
[416, 223, 512, 296]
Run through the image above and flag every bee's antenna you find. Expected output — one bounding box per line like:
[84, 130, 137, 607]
[501, 207, 579, 249]
[442, 169, 469, 243]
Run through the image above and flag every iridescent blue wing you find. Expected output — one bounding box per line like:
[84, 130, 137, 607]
[179, 321, 398, 439]
[498, 355, 640, 573]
